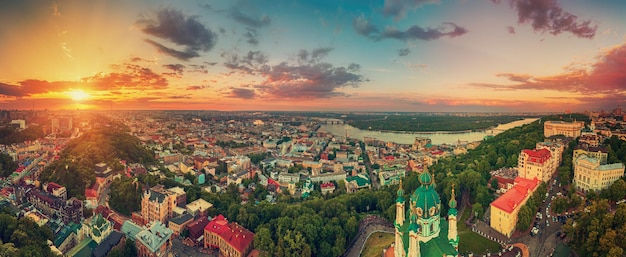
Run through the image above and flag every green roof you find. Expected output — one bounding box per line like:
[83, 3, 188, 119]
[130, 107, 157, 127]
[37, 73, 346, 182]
[411, 183, 441, 219]
[420, 220, 458, 256]
[54, 223, 82, 247]
[345, 174, 371, 187]
[121, 220, 142, 240]
[66, 238, 97, 257]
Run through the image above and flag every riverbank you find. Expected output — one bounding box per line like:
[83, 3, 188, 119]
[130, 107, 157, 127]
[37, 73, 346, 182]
[319, 118, 538, 145]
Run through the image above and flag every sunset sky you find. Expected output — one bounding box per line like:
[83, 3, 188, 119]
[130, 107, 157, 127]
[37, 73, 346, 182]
[1, 0, 625, 112]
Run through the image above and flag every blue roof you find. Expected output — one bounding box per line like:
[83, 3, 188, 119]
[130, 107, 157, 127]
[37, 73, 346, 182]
[598, 163, 625, 171]
[135, 221, 173, 253]
[121, 220, 142, 240]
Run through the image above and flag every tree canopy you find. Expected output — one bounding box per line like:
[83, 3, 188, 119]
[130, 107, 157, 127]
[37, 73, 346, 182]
[0, 209, 55, 257]
[39, 120, 155, 199]
[0, 153, 17, 178]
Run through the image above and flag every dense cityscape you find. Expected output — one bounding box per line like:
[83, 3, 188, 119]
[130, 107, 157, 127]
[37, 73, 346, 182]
[0, 107, 625, 257]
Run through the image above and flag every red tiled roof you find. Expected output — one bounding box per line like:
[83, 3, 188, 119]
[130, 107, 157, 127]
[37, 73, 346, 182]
[204, 214, 254, 254]
[321, 182, 335, 188]
[47, 182, 64, 190]
[490, 177, 540, 214]
[521, 149, 551, 164]
[187, 216, 210, 240]
[267, 178, 280, 187]
[85, 189, 97, 198]
[431, 150, 444, 155]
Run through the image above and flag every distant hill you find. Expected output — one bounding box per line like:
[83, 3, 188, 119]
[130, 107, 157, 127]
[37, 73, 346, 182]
[40, 121, 155, 199]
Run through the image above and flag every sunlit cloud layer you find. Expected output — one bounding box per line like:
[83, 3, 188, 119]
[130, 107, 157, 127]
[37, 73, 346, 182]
[0, 0, 624, 111]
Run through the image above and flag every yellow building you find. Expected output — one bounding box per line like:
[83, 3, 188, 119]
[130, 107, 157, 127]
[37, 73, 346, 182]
[573, 145, 608, 165]
[518, 148, 555, 182]
[543, 120, 584, 138]
[141, 188, 176, 225]
[573, 154, 625, 193]
[490, 177, 540, 238]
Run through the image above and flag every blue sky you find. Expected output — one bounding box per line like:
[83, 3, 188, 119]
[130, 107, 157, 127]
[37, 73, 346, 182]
[0, 0, 625, 112]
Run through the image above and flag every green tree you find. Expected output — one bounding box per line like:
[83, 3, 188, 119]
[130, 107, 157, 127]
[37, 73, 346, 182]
[0, 153, 17, 178]
[516, 205, 532, 232]
[109, 177, 142, 216]
[122, 238, 137, 257]
[608, 180, 626, 202]
[472, 203, 484, 219]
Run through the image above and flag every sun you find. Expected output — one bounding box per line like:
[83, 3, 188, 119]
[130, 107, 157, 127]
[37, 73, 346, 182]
[68, 89, 90, 101]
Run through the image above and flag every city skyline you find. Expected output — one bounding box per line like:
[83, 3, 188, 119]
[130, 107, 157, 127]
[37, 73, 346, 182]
[0, 0, 625, 112]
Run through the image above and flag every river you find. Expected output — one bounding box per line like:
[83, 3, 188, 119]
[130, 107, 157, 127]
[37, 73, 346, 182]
[318, 118, 538, 145]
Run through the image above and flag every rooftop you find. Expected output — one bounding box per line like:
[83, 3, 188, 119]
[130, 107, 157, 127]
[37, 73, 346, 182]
[135, 221, 173, 253]
[204, 214, 254, 253]
[170, 213, 193, 225]
[522, 148, 551, 164]
[491, 177, 540, 214]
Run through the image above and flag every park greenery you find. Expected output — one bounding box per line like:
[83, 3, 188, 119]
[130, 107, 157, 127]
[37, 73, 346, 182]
[0, 208, 55, 257]
[347, 114, 531, 132]
[39, 119, 156, 199]
[109, 177, 144, 216]
[563, 200, 626, 257]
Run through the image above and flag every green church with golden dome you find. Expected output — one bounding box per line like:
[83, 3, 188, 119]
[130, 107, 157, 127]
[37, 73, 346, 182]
[389, 170, 459, 257]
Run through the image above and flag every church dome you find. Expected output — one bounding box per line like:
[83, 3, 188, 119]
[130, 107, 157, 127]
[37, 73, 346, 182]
[410, 171, 441, 219]
[449, 198, 457, 209]
[448, 187, 457, 209]
[396, 180, 405, 203]
[419, 171, 432, 185]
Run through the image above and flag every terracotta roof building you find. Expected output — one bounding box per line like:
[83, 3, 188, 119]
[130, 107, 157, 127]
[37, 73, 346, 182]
[204, 214, 254, 257]
[517, 148, 555, 182]
[490, 177, 540, 238]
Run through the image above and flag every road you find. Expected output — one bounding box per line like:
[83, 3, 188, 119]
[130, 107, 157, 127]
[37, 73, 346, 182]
[343, 215, 393, 257]
[359, 142, 380, 189]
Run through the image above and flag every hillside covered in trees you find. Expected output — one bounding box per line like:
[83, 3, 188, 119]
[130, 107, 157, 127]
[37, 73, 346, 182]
[39, 119, 155, 199]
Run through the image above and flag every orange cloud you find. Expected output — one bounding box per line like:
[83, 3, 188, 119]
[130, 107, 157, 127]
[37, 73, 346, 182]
[470, 42, 626, 94]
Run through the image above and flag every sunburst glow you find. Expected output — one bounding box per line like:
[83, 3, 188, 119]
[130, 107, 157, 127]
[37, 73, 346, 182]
[68, 90, 90, 101]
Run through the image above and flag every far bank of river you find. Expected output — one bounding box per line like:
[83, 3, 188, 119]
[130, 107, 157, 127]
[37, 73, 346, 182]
[318, 118, 538, 145]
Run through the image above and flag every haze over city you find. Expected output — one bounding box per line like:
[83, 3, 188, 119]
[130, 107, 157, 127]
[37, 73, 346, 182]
[0, 0, 625, 112]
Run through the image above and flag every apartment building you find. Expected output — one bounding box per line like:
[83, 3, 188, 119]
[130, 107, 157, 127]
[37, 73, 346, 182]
[490, 177, 540, 238]
[518, 148, 555, 182]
